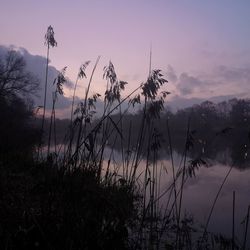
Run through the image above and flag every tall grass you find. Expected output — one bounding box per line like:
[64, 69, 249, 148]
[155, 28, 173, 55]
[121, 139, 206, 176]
[37, 58, 248, 249]
[39, 26, 57, 156]
[47, 66, 67, 159]
[2, 28, 250, 250]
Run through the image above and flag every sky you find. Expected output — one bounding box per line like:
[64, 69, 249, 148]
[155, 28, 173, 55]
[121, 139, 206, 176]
[1, 0, 250, 116]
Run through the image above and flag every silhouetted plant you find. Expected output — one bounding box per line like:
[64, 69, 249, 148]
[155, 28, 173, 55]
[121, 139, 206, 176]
[142, 69, 167, 99]
[2, 31, 250, 249]
[47, 67, 67, 159]
[40, 25, 57, 155]
[186, 158, 207, 178]
[70, 61, 90, 124]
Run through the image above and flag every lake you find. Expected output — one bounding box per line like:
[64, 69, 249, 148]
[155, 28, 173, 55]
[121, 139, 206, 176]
[102, 147, 250, 247]
[48, 142, 250, 247]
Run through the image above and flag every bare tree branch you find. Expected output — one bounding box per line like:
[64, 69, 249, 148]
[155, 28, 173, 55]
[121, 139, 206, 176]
[0, 50, 40, 99]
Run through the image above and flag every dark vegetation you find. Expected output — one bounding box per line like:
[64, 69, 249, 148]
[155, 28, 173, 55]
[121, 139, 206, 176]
[40, 98, 250, 169]
[0, 50, 40, 166]
[0, 26, 249, 249]
[107, 98, 250, 168]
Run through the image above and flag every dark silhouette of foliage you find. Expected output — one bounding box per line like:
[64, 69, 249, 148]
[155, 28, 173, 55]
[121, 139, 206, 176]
[44, 25, 57, 48]
[105, 98, 250, 168]
[0, 50, 39, 99]
[0, 95, 39, 164]
[0, 50, 40, 164]
[0, 162, 140, 250]
[142, 70, 167, 99]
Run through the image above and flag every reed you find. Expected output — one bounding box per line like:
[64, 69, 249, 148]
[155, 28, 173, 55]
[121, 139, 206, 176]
[2, 28, 249, 249]
[39, 26, 57, 157]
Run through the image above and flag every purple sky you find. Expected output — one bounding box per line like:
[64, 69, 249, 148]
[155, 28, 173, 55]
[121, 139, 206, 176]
[1, 0, 250, 114]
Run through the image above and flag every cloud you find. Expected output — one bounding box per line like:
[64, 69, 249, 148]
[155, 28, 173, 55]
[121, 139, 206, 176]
[0, 45, 74, 113]
[215, 65, 250, 84]
[169, 63, 250, 99]
[2, 45, 250, 117]
[166, 65, 178, 83]
[120, 73, 141, 82]
[176, 72, 205, 95]
[0, 45, 136, 118]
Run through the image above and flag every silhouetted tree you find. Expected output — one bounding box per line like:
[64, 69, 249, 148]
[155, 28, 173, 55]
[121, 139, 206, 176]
[0, 50, 39, 99]
[230, 99, 250, 127]
[0, 95, 39, 163]
[0, 50, 40, 164]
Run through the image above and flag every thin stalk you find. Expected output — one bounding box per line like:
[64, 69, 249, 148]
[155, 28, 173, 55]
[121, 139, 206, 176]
[166, 118, 178, 222]
[149, 43, 152, 76]
[97, 103, 131, 180]
[84, 57, 101, 110]
[176, 118, 190, 249]
[152, 127, 160, 246]
[92, 102, 131, 172]
[47, 92, 56, 158]
[130, 97, 147, 182]
[243, 205, 250, 250]
[53, 105, 57, 162]
[98, 67, 111, 179]
[202, 165, 233, 242]
[131, 48, 152, 183]
[118, 103, 125, 177]
[71, 84, 142, 161]
[70, 77, 80, 125]
[232, 190, 235, 250]
[41, 43, 50, 137]
[67, 76, 80, 157]
[125, 121, 132, 180]
[74, 56, 100, 168]
[158, 175, 190, 244]
[136, 123, 152, 247]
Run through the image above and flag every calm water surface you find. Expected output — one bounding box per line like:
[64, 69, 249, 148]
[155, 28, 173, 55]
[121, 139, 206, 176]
[103, 148, 250, 246]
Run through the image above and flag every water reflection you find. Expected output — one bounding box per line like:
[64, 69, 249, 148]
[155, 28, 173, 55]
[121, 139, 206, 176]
[103, 148, 250, 246]
[182, 164, 250, 240]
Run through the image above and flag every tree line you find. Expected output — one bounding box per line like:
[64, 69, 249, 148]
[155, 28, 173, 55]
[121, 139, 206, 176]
[107, 98, 250, 168]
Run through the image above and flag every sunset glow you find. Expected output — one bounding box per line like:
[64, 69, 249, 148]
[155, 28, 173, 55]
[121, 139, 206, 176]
[1, 0, 249, 109]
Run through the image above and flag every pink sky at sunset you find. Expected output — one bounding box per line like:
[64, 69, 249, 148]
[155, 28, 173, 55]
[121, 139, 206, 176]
[1, 0, 250, 116]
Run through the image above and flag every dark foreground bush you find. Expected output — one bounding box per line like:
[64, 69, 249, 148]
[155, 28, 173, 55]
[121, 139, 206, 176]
[0, 161, 140, 250]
